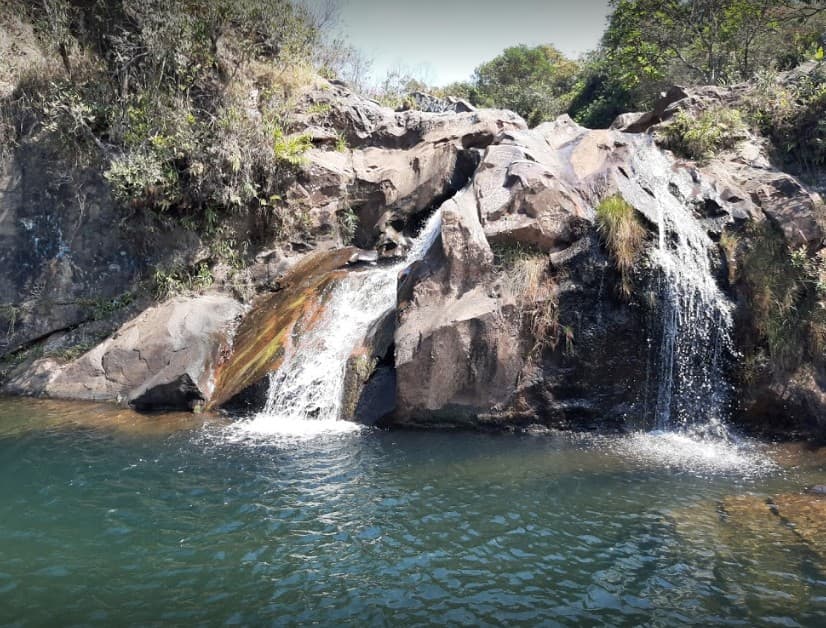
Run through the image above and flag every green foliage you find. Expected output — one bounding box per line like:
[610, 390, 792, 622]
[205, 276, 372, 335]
[152, 263, 214, 301]
[433, 81, 474, 101]
[306, 102, 332, 116]
[470, 44, 580, 127]
[272, 128, 313, 166]
[660, 107, 747, 161]
[104, 150, 180, 210]
[337, 208, 359, 244]
[566, 0, 826, 128]
[79, 292, 135, 322]
[334, 132, 348, 153]
[739, 223, 826, 375]
[3, 0, 325, 245]
[595, 195, 647, 297]
[602, 0, 826, 87]
[567, 51, 650, 129]
[745, 63, 826, 173]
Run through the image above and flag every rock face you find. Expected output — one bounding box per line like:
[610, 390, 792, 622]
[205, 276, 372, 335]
[394, 187, 526, 426]
[391, 114, 772, 429]
[613, 81, 826, 433]
[0, 76, 526, 414]
[290, 82, 526, 256]
[4, 295, 243, 411]
[3, 64, 825, 434]
[207, 249, 355, 411]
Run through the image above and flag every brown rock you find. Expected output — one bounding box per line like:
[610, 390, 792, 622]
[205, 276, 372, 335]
[5, 295, 245, 411]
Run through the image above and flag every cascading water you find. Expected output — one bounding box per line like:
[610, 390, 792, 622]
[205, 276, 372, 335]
[240, 210, 443, 436]
[650, 198, 733, 433]
[617, 141, 734, 434]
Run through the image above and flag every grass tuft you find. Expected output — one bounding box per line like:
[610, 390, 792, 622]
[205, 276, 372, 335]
[595, 195, 647, 298]
[493, 243, 569, 354]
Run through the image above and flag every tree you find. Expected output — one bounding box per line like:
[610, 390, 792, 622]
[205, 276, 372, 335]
[469, 44, 579, 127]
[603, 0, 826, 87]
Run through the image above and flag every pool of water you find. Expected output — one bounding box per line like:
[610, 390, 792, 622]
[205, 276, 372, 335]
[2, 398, 826, 626]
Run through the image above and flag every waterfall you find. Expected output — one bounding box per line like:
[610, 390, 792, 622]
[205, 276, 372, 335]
[650, 200, 733, 432]
[618, 142, 734, 433]
[242, 210, 442, 435]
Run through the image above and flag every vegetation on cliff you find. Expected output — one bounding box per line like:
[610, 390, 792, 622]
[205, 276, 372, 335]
[0, 0, 334, 261]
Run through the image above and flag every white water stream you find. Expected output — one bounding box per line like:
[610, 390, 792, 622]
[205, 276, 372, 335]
[239, 210, 443, 436]
[617, 141, 735, 434]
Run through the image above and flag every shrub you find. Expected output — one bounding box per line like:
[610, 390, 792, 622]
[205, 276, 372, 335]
[152, 263, 213, 301]
[740, 223, 826, 375]
[104, 149, 180, 210]
[660, 107, 747, 162]
[746, 64, 826, 175]
[595, 195, 647, 297]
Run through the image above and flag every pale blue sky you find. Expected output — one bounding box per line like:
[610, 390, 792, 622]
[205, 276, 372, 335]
[334, 0, 612, 85]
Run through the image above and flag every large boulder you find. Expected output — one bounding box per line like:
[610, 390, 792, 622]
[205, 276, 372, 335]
[394, 187, 525, 425]
[4, 295, 244, 411]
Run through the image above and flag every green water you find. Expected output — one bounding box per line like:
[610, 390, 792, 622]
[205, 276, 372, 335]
[1, 399, 826, 626]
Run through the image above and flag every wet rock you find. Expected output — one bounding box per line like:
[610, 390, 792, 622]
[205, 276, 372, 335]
[342, 308, 395, 420]
[769, 493, 826, 555]
[207, 249, 355, 410]
[354, 366, 396, 425]
[390, 116, 745, 428]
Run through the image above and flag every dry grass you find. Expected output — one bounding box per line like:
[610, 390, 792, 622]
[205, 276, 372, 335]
[595, 195, 647, 298]
[719, 229, 740, 285]
[493, 243, 569, 354]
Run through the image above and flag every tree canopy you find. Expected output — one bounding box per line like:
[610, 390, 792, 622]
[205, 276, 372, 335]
[468, 44, 579, 126]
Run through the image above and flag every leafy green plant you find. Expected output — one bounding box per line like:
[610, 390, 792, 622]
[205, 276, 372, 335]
[273, 128, 313, 166]
[660, 108, 747, 162]
[104, 150, 180, 210]
[595, 195, 647, 297]
[79, 292, 134, 321]
[306, 101, 332, 116]
[337, 208, 359, 244]
[335, 132, 348, 153]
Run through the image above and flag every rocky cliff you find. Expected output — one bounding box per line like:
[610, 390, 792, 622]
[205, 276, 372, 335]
[2, 63, 824, 434]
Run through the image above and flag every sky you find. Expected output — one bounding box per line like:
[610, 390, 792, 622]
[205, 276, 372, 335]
[333, 0, 612, 86]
